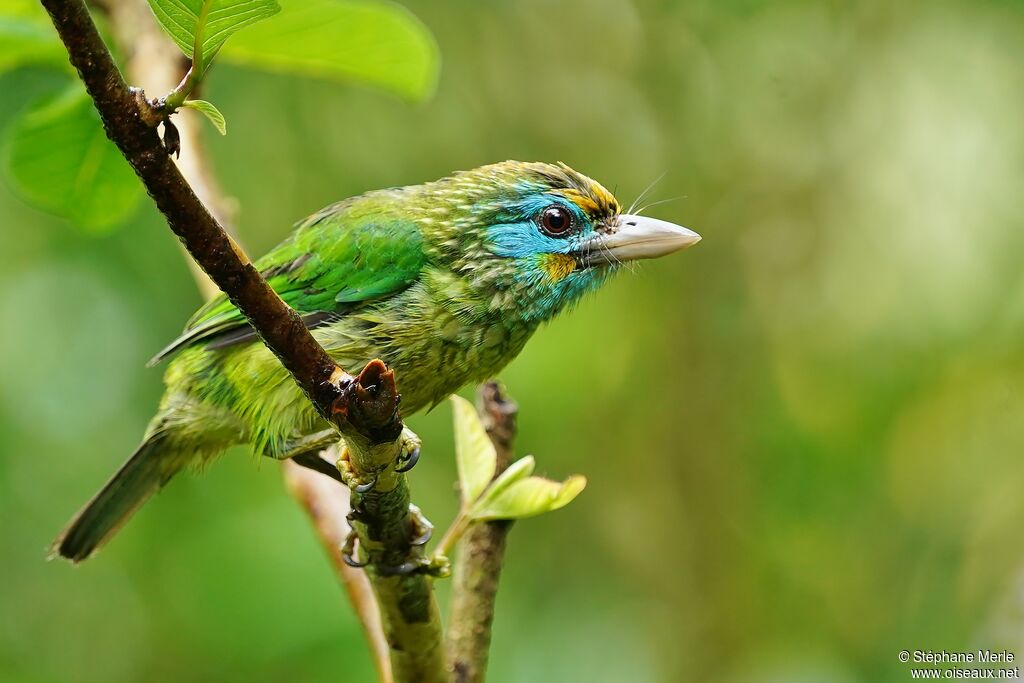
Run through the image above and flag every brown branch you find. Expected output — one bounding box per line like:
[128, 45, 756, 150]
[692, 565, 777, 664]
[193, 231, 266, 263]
[95, 0, 235, 298]
[41, 2, 444, 681]
[97, 5, 396, 674]
[99, 4, 395, 673]
[43, 0, 342, 412]
[447, 381, 518, 682]
[94, 3, 396, 673]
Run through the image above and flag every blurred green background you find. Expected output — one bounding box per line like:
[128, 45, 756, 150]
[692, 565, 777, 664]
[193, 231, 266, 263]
[3, 0, 1024, 681]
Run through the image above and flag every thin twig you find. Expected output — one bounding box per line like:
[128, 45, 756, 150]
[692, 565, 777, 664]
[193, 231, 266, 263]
[41, 3, 445, 680]
[447, 381, 518, 682]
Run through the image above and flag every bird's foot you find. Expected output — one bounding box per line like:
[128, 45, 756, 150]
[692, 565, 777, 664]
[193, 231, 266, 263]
[377, 506, 448, 577]
[334, 428, 421, 494]
[408, 504, 433, 546]
[342, 505, 449, 577]
[395, 446, 420, 473]
[375, 553, 450, 578]
[346, 503, 365, 524]
[341, 528, 367, 568]
[337, 452, 381, 493]
[394, 428, 422, 473]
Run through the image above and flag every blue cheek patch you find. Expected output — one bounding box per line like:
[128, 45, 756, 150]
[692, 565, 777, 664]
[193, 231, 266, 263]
[470, 183, 616, 323]
[486, 221, 571, 258]
[483, 194, 592, 259]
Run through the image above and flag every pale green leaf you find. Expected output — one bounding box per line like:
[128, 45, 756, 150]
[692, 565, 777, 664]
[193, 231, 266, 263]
[219, 0, 439, 101]
[2, 87, 142, 232]
[451, 395, 496, 504]
[478, 455, 535, 504]
[146, 0, 280, 66]
[0, 0, 66, 73]
[182, 99, 227, 134]
[469, 474, 587, 522]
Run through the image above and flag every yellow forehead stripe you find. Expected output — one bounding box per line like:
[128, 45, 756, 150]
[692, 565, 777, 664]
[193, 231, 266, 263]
[558, 189, 600, 214]
[541, 253, 577, 282]
[554, 186, 620, 217]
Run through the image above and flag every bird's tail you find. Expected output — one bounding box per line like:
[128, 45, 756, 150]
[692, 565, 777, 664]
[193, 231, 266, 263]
[52, 434, 182, 563]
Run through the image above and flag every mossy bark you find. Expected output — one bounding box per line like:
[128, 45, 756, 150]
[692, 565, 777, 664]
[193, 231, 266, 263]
[345, 432, 447, 683]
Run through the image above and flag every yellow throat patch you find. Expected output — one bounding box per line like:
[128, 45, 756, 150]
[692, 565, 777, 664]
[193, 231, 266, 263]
[541, 253, 577, 282]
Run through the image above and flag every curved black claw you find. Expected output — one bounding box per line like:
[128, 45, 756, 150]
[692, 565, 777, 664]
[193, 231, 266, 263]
[408, 504, 434, 546]
[395, 446, 421, 473]
[353, 472, 378, 494]
[376, 560, 427, 577]
[342, 550, 367, 568]
[341, 530, 367, 568]
[411, 522, 433, 547]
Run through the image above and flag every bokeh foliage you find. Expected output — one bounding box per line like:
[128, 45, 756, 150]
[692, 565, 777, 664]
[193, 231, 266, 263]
[0, 0, 438, 229]
[2, 0, 1024, 682]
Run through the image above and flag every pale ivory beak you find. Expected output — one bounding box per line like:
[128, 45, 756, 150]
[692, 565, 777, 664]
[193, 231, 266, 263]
[578, 214, 701, 265]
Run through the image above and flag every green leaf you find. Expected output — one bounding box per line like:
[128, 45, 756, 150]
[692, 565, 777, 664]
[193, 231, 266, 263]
[219, 0, 439, 101]
[479, 454, 535, 503]
[451, 395, 496, 505]
[146, 0, 280, 67]
[0, 0, 66, 73]
[2, 87, 142, 232]
[469, 473, 587, 522]
[182, 99, 227, 134]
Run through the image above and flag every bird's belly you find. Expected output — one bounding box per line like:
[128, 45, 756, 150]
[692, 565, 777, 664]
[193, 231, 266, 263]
[163, 311, 534, 457]
[320, 312, 534, 415]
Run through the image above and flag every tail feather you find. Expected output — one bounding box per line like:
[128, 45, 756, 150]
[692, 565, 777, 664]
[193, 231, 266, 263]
[52, 436, 180, 563]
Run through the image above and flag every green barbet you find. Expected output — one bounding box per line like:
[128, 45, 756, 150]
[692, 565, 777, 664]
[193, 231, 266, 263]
[54, 161, 700, 562]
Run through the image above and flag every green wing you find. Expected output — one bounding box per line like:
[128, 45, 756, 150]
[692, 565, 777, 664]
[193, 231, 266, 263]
[148, 202, 426, 366]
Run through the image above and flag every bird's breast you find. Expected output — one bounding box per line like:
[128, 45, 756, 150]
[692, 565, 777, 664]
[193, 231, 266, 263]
[389, 308, 534, 414]
[321, 287, 533, 414]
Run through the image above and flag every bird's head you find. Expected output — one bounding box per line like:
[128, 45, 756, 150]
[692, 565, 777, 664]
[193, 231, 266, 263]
[415, 161, 700, 323]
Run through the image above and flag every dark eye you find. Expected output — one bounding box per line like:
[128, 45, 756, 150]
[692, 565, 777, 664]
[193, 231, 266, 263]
[539, 205, 573, 237]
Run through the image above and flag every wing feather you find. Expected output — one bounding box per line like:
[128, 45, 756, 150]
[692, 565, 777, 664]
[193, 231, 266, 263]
[148, 203, 425, 366]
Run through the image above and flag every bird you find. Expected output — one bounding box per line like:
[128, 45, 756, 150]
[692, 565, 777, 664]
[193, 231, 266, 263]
[53, 160, 701, 562]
